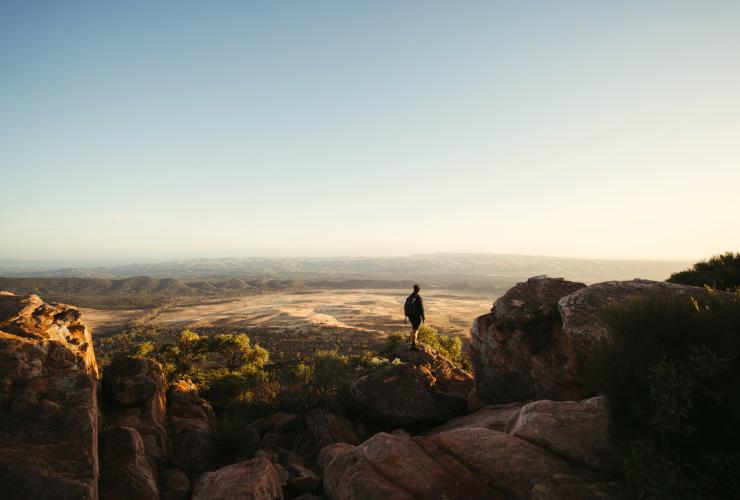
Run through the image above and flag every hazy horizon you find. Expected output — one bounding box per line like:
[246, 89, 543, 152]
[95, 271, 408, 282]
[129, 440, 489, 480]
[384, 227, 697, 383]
[2, 2, 739, 261]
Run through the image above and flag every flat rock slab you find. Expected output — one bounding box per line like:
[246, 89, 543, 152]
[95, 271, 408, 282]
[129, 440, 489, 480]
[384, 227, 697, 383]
[191, 458, 283, 500]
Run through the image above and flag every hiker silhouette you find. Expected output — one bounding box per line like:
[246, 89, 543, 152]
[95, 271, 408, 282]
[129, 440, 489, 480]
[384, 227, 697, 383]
[403, 284, 425, 351]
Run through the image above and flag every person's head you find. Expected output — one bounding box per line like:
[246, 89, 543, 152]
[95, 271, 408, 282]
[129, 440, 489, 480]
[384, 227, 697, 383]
[413, 284, 420, 293]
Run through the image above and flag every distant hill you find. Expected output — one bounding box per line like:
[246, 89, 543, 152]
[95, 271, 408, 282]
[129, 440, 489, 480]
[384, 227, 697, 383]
[0, 253, 690, 284]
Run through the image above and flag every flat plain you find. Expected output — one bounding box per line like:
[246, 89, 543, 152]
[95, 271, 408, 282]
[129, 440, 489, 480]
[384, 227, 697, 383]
[83, 288, 494, 363]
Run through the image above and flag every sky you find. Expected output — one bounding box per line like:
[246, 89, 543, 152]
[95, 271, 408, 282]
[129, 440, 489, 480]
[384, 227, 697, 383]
[1, 1, 739, 262]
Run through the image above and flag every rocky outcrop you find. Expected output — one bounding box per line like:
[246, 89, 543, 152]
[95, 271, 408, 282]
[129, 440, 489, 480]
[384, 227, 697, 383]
[324, 397, 626, 500]
[99, 426, 159, 500]
[191, 458, 283, 500]
[305, 409, 360, 449]
[102, 357, 168, 467]
[350, 343, 473, 427]
[557, 279, 699, 373]
[0, 292, 99, 499]
[470, 276, 705, 404]
[167, 379, 217, 472]
[469, 276, 586, 404]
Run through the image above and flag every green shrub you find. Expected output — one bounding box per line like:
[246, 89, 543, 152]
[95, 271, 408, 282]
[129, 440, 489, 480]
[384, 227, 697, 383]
[383, 324, 472, 371]
[587, 291, 740, 499]
[268, 349, 388, 413]
[668, 251, 740, 292]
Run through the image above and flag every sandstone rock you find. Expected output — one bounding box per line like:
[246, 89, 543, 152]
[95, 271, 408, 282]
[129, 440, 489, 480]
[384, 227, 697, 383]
[287, 463, 321, 494]
[350, 343, 473, 427]
[99, 426, 159, 500]
[191, 458, 283, 500]
[305, 408, 360, 449]
[469, 276, 586, 404]
[558, 279, 699, 370]
[532, 473, 628, 500]
[430, 402, 523, 434]
[161, 468, 191, 500]
[254, 412, 300, 435]
[272, 463, 289, 488]
[324, 431, 498, 499]
[325, 404, 627, 500]
[433, 428, 573, 498]
[0, 292, 99, 500]
[315, 442, 355, 473]
[167, 379, 217, 472]
[469, 277, 708, 404]
[510, 396, 619, 471]
[103, 357, 168, 465]
[0, 291, 97, 375]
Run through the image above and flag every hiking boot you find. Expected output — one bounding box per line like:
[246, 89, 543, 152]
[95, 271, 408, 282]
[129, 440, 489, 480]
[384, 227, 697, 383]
[409, 344, 421, 352]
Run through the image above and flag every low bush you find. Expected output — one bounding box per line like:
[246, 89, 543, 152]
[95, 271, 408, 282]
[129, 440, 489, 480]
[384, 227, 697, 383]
[587, 290, 740, 499]
[267, 349, 390, 414]
[383, 324, 472, 371]
[668, 251, 740, 292]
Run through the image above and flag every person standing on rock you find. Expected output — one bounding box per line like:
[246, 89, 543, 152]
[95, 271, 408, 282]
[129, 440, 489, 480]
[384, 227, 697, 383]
[404, 284, 425, 351]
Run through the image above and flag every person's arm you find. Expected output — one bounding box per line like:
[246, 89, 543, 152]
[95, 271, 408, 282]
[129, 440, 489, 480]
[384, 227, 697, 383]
[418, 296, 425, 321]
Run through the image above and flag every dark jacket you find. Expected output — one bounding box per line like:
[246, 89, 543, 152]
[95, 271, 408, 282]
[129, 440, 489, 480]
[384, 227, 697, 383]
[406, 292, 425, 321]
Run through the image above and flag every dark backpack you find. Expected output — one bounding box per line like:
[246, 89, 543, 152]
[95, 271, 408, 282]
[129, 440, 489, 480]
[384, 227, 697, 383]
[404, 294, 418, 318]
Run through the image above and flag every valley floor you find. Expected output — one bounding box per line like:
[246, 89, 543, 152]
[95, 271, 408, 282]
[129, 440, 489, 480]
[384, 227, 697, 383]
[83, 288, 494, 364]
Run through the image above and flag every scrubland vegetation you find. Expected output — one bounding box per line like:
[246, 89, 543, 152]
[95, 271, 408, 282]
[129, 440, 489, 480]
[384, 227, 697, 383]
[588, 289, 740, 499]
[125, 324, 466, 419]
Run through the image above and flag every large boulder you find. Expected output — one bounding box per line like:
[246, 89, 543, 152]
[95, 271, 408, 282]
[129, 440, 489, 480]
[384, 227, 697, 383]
[102, 357, 168, 465]
[161, 468, 191, 500]
[510, 396, 619, 471]
[167, 379, 217, 471]
[431, 402, 523, 434]
[0, 292, 99, 500]
[557, 279, 699, 372]
[325, 399, 627, 500]
[99, 426, 159, 500]
[350, 343, 473, 427]
[469, 276, 586, 404]
[315, 442, 355, 473]
[191, 458, 283, 500]
[305, 409, 360, 449]
[470, 276, 706, 404]
[324, 432, 496, 499]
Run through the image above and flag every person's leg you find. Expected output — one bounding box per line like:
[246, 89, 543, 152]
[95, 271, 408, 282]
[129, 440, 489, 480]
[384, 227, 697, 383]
[410, 320, 420, 350]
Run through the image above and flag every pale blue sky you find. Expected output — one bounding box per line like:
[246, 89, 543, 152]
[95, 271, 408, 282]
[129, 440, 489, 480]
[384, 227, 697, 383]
[2, 1, 739, 261]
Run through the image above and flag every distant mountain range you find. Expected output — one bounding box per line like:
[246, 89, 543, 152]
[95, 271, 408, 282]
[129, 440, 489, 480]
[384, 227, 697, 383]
[0, 253, 690, 284]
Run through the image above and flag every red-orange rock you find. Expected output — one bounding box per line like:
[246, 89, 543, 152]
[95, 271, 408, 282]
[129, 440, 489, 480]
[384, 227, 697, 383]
[510, 396, 620, 471]
[350, 343, 472, 427]
[0, 292, 99, 499]
[305, 409, 360, 449]
[325, 401, 628, 500]
[99, 426, 159, 500]
[167, 379, 217, 471]
[102, 357, 167, 466]
[191, 458, 283, 500]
